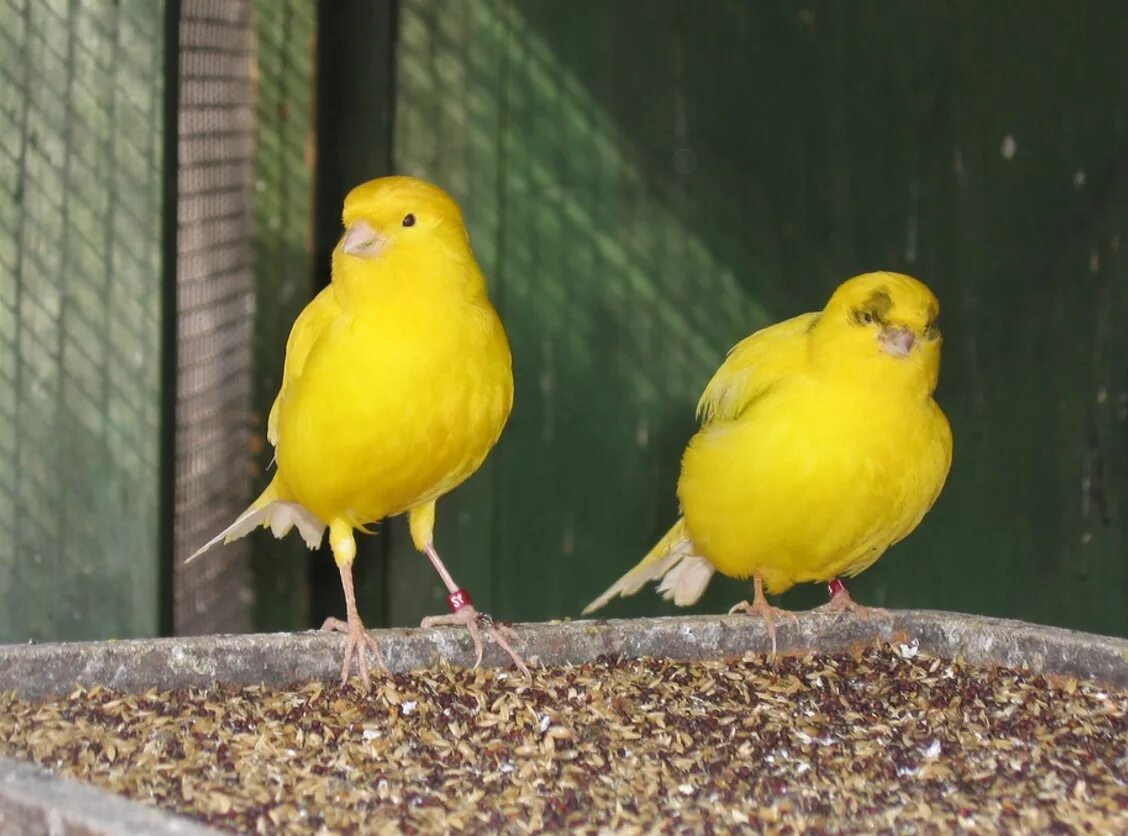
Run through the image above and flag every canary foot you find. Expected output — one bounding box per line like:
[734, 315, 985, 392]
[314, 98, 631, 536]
[419, 543, 531, 676]
[321, 615, 386, 689]
[814, 578, 891, 621]
[421, 604, 530, 677]
[729, 573, 797, 655]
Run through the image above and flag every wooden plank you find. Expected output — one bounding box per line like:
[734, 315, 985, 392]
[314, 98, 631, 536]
[382, 0, 512, 627]
[248, 0, 318, 631]
[0, 0, 165, 641]
[492, 0, 760, 622]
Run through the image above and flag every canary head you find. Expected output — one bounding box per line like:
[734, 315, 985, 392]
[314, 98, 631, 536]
[336, 175, 472, 260]
[810, 271, 942, 395]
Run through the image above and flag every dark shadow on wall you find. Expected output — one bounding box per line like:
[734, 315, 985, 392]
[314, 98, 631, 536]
[506, 1, 1127, 636]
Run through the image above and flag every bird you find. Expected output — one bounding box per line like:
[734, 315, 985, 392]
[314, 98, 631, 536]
[189, 175, 526, 687]
[583, 271, 953, 650]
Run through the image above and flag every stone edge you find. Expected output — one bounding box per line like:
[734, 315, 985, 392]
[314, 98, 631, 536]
[1, 610, 1126, 834]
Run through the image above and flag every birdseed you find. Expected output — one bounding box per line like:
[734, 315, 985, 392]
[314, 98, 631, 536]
[2, 645, 1126, 833]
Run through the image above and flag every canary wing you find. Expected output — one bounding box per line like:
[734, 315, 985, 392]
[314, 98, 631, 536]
[695, 311, 818, 425]
[190, 286, 343, 565]
[267, 284, 343, 447]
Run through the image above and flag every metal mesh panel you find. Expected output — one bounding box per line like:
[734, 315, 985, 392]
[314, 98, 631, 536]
[0, 0, 164, 642]
[173, 0, 255, 635]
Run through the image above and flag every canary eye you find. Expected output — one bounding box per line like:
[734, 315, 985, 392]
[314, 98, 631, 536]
[402, 213, 416, 227]
[850, 305, 885, 328]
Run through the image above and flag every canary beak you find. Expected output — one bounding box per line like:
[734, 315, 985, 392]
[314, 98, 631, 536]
[340, 220, 386, 258]
[879, 326, 915, 358]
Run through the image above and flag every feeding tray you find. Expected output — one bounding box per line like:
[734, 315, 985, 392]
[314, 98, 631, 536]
[2, 611, 1126, 833]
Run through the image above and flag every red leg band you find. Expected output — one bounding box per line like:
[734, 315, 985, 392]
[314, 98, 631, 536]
[827, 578, 846, 599]
[447, 588, 473, 613]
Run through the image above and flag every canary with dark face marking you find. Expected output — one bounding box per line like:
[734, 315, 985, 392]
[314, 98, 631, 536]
[584, 272, 952, 649]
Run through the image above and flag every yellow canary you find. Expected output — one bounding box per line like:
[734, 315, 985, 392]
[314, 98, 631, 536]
[190, 176, 525, 686]
[584, 272, 953, 647]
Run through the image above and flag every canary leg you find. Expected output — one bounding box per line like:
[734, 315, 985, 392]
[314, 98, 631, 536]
[814, 578, 891, 620]
[418, 544, 530, 677]
[728, 573, 797, 656]
[320, 522, 385, 689]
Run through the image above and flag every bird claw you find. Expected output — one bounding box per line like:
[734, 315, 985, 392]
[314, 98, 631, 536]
[321, 616, 386, 690]
[729, 599, 797, 657]
[421, 606, 531, 677]
[813, 584, 891, 622]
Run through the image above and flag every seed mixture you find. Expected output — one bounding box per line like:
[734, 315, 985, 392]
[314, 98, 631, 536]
[2, 645, 1126, 834]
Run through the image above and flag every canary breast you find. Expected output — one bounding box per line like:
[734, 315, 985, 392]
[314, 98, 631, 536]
[274, 284, 512, 527]
[678, 373, 951, 595]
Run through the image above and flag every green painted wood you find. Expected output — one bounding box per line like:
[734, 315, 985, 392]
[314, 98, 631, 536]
[387, 0, 1128, 638]
[383, 0, 514, 628]
[0, 0, 165, 641]
[249, 0, 318, 632]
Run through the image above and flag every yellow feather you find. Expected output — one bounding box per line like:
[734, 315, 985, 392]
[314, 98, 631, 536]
[585, 271, 952, 611]
[695, 311, 818, 424]
[266, 284, 342, 447]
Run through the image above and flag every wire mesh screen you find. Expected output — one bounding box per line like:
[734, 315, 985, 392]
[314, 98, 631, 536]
[0, 0, 164, 642]
[173, 0, 255, 635]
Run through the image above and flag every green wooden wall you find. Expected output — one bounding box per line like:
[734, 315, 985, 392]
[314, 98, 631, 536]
[0, 0, 165, 642]
[368, 0, 1127, 638]
[5, 1, 1117, 645]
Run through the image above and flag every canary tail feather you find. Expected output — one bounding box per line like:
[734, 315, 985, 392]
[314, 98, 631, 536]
[266, 501, 326, 549]
[656, 553, 715, 606]
[581, 518, 715, 615]
[186, 479, 325, 564]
